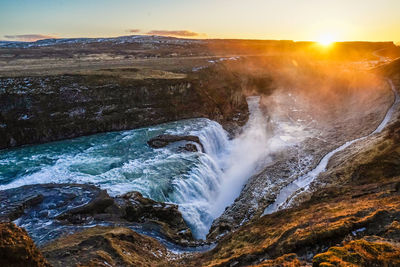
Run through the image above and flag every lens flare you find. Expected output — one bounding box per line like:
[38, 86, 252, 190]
[317, 34, 335, 46]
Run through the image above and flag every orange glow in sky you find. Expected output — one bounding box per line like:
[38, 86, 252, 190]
[1, 0, 399, 42]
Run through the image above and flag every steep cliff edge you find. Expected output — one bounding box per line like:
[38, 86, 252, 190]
[0, 65, 248, 149]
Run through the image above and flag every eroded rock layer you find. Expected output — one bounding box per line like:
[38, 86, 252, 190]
[0, 65, 249, 149]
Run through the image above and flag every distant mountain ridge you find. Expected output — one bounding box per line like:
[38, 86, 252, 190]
[1, 34, 398, 49]
[0, 35, 205, 48]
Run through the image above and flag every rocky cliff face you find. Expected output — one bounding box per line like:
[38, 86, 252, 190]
[0, 66, 248, 149]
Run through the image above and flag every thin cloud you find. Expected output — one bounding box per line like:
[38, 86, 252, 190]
[4, 34, 57, 42]
[146, 30, 204, 38]
[127, 29, 141, 33]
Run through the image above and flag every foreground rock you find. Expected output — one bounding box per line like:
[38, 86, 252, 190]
[0, 222, 50, 267]
[42, 226, 172, 267]
[148, 134, 204, 152]
[0, 184, 194, 246]
[117, 191, 193, 244]
[254, 254, 304, 267]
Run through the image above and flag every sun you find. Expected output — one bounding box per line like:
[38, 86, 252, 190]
[317, 34, 335, 46]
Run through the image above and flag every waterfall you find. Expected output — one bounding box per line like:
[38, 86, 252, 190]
[0, 97, 269, 241]
[158, 97, 271, 239]
[209, 96, 271, 218]
[168, 120, 231, 239]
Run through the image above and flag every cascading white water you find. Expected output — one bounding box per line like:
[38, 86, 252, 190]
[210, 96, 271, 218]
[172, 96, 274, 237]
[2, 78, 396, 244]
[166, 120, 231, 238]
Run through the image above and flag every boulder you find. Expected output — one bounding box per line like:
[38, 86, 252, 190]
[178, 143, 199, 152]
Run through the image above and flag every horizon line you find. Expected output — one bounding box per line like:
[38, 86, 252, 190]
[1, 34, 399, 45]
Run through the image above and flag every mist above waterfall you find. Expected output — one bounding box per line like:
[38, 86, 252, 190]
[204, 55, 392, 228]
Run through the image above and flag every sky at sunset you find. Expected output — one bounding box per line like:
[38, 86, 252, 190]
[1, 0, 399, 42]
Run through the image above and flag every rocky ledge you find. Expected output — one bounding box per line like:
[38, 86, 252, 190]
[0, 184, 196, 246]
[183, 78, 400, 266]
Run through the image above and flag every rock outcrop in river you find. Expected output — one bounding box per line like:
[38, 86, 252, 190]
[148, 134, 204, 152]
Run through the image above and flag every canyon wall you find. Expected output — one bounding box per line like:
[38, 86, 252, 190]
[0, 66, 248, 149]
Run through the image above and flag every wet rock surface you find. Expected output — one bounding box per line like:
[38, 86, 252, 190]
[148, 134, 205, 152]
[0, 183, 194, 247]
[0, 184, 104, 245]
[117, 191, 194, 244]
[0, 222, 50, 267]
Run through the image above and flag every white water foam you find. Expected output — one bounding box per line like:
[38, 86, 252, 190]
[210, 96, 271, 218]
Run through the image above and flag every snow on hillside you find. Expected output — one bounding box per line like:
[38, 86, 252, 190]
[0, 35, 205, 48]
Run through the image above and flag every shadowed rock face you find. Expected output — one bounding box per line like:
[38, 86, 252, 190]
[0, 66, 249, 149]
[0, 223, 50, 267]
